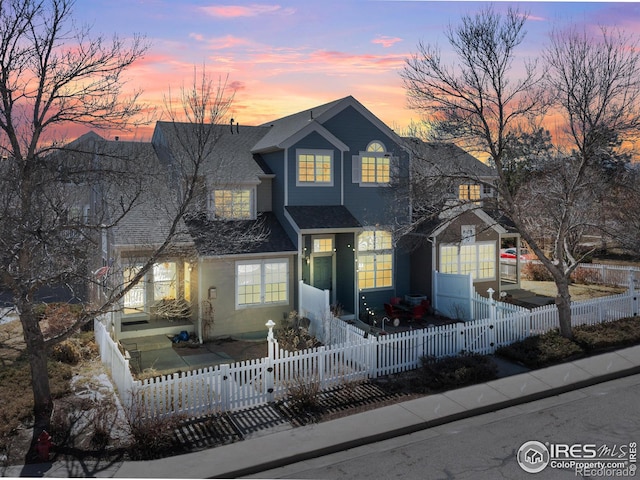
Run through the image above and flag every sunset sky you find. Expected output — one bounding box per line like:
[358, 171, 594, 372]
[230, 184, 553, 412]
[72, 1, 640, 140]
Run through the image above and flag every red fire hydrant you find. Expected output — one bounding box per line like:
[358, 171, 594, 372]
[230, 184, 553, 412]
[35, 430, 52, 462]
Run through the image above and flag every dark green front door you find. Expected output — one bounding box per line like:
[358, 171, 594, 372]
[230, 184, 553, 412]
[313, 256, 332, 291]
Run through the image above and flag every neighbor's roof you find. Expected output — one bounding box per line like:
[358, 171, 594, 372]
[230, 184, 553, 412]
[153, 122, 272, 185]
[406, 139, 496, 178]
[94, 139, 193, 248]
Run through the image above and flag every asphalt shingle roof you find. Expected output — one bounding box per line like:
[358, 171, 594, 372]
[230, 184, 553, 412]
[154, 122, 272, 184]
[285, 205, 362, 230]
[186, 212, 296, 256]
[252, 97, 348, 152]
[405, 139, 496, 178]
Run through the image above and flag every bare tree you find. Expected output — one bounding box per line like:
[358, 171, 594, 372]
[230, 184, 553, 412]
[0, 0, 238, 461]
[402, 7, 640, 339]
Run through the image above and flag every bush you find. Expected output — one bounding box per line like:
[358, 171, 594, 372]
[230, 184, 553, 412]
[497, 317, 640, 369]
[573, 317, 640, 351]
[521, 262, 553, 281]
[125, 392, 185, 460]
[50, 340, 81, 365]
[497, 330, 584, 368]
[571, 267, 603, 285]
[284, 375, 321, 415]
[275, 311, 322, 352]
[413, 354, 498, 392]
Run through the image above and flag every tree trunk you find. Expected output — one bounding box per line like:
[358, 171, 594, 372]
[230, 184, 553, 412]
[554, 279, 574, 339]
[20, 307, 53, 463]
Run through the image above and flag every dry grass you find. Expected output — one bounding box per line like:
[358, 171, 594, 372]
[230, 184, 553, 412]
[0, 318, 103, 465]
[520, 280, 626, 301]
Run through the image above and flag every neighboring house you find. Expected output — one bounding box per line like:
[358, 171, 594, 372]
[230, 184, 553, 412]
[409, 206, 510, 298]
[407, 141, 522, 297]
[82, 96, 414, 341]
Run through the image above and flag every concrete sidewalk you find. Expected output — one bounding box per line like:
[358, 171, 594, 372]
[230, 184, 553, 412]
[3, 345, 639, 478]
[113, 344, 640, 479]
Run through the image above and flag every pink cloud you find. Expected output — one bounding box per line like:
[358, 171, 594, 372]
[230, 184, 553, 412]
[372, 35, 403, 48]
[200, 4, 295, 18]
[308, 50, 406, 70]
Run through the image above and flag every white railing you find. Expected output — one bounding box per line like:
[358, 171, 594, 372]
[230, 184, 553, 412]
[96, 285, 639, 419]
[94, 317, 136, 409]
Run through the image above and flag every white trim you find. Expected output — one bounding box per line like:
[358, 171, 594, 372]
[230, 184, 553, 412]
[438, 241, 497, 282]
[279, 121, 349, 152]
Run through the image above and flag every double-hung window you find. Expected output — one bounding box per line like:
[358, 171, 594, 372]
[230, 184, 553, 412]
[236, 259, 289, 308]
[297, 149, 332, 185]
[459, 184, 481, 202]
[357, 230, 393, 289]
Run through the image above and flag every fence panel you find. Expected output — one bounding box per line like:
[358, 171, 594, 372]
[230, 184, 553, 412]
[96, 288, 637, 419]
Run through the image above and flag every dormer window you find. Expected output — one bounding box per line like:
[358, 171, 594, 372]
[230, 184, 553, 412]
[353, 141, 392, 185]
[209, 188, 254, 219]
[459, 184, 481, 202]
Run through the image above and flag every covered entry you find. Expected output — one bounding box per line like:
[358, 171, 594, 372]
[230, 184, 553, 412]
[285, 205, 362, 317]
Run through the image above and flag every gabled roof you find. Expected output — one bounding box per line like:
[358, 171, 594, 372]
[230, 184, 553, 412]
[154, 122, 272, 185]
[412, 205, 507, 239]
[253, 96, 403, 153]
[406, 139, 496, 178]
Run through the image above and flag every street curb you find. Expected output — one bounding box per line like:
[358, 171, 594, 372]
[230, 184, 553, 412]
[214, 362, 640, 479]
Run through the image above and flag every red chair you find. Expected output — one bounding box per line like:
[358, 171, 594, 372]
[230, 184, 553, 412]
[384, 302, 409, 321]
[410, 304, 427, 321]
[390, 297, 402, 306]
[384, 303, 397, 318]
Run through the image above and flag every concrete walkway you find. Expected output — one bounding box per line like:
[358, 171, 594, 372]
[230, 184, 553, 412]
[3, 345, 639, 478]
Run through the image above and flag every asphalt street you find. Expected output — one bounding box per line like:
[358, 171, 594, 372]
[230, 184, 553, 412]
[248, 374, 640, 480]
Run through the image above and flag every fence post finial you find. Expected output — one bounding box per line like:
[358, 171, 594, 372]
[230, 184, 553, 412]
[487, 288, 496, 322]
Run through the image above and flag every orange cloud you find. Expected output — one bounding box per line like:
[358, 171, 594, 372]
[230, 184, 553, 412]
[200, 4, 295, 18]
[372, 35, 403, 48]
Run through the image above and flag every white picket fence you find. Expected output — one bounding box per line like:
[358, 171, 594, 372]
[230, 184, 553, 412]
[96, 280, 639, 420]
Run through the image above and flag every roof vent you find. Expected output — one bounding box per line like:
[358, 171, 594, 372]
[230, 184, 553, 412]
[230, 118, 234, 134]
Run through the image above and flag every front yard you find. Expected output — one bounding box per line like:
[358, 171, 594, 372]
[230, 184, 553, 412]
[520, 280, 627, 301]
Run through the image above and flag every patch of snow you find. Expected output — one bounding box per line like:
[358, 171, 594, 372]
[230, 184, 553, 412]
[0, 308, 18, 326]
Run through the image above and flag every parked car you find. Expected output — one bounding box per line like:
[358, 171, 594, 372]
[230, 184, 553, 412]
[500, 247, 534, 261]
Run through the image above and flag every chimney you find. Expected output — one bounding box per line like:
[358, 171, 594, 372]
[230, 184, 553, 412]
[230, 118, 234, 134]
[114, 136, 119, 141]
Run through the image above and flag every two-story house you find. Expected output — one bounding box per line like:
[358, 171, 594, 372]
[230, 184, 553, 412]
[90, 96, 413, 341]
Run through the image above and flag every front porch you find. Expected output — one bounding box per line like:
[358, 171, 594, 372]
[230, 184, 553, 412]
[117, 315, 195, 340]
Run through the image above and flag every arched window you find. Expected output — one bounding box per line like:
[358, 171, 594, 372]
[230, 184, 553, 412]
[353, 141, 391, 184]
